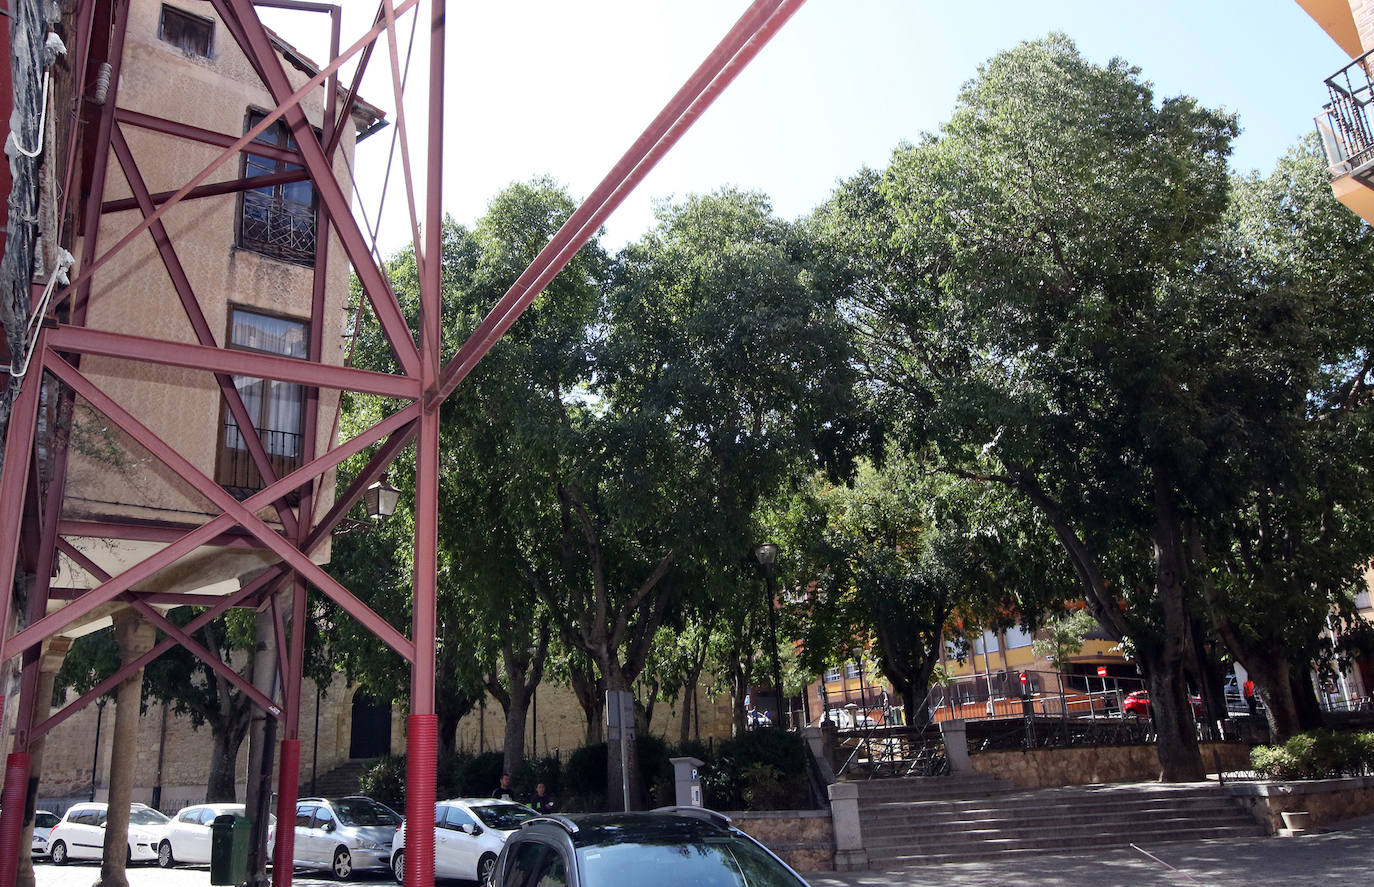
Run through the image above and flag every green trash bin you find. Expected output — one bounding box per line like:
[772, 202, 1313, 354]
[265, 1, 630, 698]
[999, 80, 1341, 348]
[210, 813, 251, 886]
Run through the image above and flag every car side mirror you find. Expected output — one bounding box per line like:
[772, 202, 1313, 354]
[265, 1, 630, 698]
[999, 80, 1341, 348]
[323, 821, 336, 833]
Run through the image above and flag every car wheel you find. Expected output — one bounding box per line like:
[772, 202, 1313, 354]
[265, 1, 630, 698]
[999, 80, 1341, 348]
[478, 852, 497, 886]
[391, 849, 404, 883]
[158, 840, 175, 868]
[49, 841, 67, 866]
[332, 846, 353, 881]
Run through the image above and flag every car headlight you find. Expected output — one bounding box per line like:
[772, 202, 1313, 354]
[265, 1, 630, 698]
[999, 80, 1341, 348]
[355, 838, 381, 851]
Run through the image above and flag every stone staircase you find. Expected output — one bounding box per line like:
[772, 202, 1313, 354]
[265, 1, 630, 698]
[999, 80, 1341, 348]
[856, 776, 1265, 867]
[302, 758, 373, 798]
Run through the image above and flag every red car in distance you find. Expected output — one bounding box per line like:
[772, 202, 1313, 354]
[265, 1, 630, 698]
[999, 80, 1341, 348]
[1122, 690, 1205, 719]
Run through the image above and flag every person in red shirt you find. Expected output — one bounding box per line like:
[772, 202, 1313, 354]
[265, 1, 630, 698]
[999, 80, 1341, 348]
[1243, 678, 1257, 716]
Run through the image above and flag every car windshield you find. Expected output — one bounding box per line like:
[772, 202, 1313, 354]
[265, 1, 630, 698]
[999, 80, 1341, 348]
[35, 813, 59, 828]
[577, 834, 805, 887]
[332, 798, 400, 827]
[471, 803, 535, 830]
[130, 808, 170, 826]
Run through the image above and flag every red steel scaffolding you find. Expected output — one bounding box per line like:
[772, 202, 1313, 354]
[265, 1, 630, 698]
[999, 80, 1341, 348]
[0, 1, 806, 885]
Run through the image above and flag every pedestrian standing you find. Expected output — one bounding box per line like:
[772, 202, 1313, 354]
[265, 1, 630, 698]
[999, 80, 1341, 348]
[1243, 678, 1257, 717]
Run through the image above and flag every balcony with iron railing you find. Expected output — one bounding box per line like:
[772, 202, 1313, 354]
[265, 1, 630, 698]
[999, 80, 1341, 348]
[216, 424, 303, 503]
[1317, 48, 1374, 181]
[240, 189, 317, 264]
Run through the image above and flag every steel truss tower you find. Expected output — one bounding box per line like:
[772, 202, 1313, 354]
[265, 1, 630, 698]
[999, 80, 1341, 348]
[0, 1, 805, 884]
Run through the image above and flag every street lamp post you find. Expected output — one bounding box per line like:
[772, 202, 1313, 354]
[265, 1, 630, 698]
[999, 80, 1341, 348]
[753, 542, 786, 729]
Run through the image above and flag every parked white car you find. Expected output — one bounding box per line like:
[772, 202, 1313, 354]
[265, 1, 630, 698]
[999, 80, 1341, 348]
[158, 802, 275, 868]
[48, 802, 169, 865]
[294, 796, 400, 879]
[30, 810, 59, 857]
[391, 798, 536, 885]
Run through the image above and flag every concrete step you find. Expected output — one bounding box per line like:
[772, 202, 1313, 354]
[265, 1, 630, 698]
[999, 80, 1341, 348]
[853, 780, 1263, 868]
[877, 829, 1261, 864]
[863, 807, 1252, 837]
[864, 817, 1261, 849]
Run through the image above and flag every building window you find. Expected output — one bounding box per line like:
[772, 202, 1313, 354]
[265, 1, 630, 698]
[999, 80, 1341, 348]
[1004, 625, 1034, 649]
[239, 111, 316, 264]
[972, 629, 1000, 656]
[158, 5, 214, 58]
[844, 662, 861, 679]
[215, 308, 308, 500]
[1356, 589, 1371, 610]
[823, 667, 841, 683]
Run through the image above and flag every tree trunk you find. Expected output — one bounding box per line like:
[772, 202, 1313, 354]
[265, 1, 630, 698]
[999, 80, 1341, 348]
[568, 658, 604, 745]
[502, 680, 533, 778]
[679, 682, 694, 746]
[206, 717, 250, 803]
[1290, 669, 1326, 732]
[601, 665, 644, 810]
[1145, 464, 1206, 782]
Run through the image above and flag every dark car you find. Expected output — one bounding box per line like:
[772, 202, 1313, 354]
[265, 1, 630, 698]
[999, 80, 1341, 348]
[491, 808, 809, 887]
[1122, 690, 1205, 719]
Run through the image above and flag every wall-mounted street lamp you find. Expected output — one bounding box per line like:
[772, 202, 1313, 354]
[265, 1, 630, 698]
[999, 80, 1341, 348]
[364, 474, 401, 520]
[753, 542, 786, 729]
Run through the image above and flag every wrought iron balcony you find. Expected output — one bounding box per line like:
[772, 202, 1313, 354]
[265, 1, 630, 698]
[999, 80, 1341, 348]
[1317, 47, 1374, 184]
[240, 189, 317, 263]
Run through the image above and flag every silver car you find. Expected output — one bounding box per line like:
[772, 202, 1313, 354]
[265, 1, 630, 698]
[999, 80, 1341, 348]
[293, 796, 400, 880]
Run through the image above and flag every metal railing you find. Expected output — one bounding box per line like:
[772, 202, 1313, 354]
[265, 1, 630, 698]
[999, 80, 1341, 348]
[241, 190, 317, 262]
[217, 425, 303, 501]
[829, 723, 949, 779]
[1318, 48, 1374, 177]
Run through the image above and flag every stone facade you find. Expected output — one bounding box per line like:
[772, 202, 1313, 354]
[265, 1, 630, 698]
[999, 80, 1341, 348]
[969, 742, 1253, 789]
[36, 669, 739, 811]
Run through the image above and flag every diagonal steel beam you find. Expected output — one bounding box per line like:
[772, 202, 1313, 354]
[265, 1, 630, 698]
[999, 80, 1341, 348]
[102, 169, 309, 215]
[51, 1, 422, 343]
[114, 109, 304, 165]
[214, 0, 423, 380]
[432, 0, 804, 406]
[42, 354, 416, 662]
[126, 595, 282, 717]
[110, 124, 300, 536]
[28, 567, 286, 743]
[58, 519, 267, 550]
[4, 356, 418, 660]
[0, 345, 46, 651]
[61, 539, 283, 717]
[49, 325, 421, 399]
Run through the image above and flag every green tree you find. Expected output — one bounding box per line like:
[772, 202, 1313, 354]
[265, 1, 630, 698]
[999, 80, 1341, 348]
[1189, 138, 1374, 738]
[815, 34, 1239, 779]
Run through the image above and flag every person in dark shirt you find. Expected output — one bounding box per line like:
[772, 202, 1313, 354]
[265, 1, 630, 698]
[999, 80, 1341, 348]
[528, 782, 556, 814]
[492, 773, 515, 801]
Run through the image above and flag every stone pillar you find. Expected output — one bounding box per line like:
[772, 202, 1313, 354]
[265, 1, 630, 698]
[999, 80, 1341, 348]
[801, 726, 836, 784]
[244, 604, 278, 886]
[939, 719, 971, 773]
[97, 612, 154, 887]
[827, 782, 867, 871]
[15, 637, 71, 887]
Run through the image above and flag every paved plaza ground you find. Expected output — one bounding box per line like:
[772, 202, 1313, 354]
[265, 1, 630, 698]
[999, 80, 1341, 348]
[31, 814, 1374, 886]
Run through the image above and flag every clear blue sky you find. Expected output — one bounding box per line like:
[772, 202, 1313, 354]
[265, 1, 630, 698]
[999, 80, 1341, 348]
[262, 1, 1353, 254]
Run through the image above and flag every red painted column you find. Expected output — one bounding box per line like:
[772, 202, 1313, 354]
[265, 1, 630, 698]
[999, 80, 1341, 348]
[404, 1, 445, 884]
[272, 739, 301, 887]
[0, 754, 31, 886]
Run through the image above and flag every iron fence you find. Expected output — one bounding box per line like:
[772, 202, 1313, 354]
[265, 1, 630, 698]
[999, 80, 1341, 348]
[830, 724, 950, 780]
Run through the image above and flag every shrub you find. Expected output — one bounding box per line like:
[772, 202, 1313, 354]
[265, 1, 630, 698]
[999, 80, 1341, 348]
[705, 727, 811, 811]
[1251, 730, 1374, 780]
[357, 755, 407, 809]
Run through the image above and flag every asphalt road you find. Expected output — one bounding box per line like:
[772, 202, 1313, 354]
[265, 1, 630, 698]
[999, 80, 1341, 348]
[32, 815, 1374, 887]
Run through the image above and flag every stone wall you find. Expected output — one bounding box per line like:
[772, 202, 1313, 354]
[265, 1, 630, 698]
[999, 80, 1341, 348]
[36, 670, 739, 811]
[1223, 776, 1374, 834]
[728, 810, 833, 873]
[969, 742, 1253, 789]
